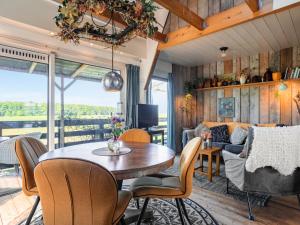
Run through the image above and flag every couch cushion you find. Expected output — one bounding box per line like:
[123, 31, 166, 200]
[194, 124, 209, 137]
[212, 142, 228, 150]
[210, 125, 230, 143]
[225, 144, 244, 154]
[230, 126, 248, 145]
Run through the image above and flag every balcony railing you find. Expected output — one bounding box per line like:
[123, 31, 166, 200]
[0, 117, 168, 147]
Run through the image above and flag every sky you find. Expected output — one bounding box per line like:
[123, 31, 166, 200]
[0, 70, 120, 107]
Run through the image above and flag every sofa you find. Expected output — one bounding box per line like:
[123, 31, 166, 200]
[182, 121, 276, 154]
[223, 127, 300, 220]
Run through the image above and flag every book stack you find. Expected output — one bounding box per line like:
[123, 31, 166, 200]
[284, 67, 300, 80]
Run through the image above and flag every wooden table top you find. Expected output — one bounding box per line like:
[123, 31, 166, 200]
[199, 147, 222, 155]
[39, 141, 175, 180]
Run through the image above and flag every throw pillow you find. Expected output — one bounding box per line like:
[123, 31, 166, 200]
[194, 123, 209, 137]
[239, 127, 254, 158]
[230, 126, 248, 145]
[210, 125, 230, 143]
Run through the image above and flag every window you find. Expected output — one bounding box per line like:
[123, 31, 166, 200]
[149, 78, 168, 144]
[55, 58, 120, 148]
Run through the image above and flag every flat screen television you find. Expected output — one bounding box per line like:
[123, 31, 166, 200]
[137, 104, 158, 129]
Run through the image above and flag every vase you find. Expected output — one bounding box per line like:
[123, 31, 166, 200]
[272, 72, 281, 81]
[240, 75, 247, 85]
[264, 68, 273, 81]
[107, 138, 120, 153]
[207, 139, 212, 148]
[201, 140, 207, 149]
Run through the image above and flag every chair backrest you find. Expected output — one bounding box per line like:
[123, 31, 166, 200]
[179, 137, 201, 196]
[34, 159, 119, 225]
[15, 137, 48, 196]
[119, 129, 150, 143]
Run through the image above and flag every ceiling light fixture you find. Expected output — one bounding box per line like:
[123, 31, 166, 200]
[220, 47, 228, 57]
[49, 32, 55, 36]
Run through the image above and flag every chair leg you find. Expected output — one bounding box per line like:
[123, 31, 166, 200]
[246, 193, 255, 221]
[136, 198, 149, 225]
[136, 198, 140, 209]
[120, 216, 126, 225]
[179, 199, 192, 225]
[25, 196, 40, 225]
[175, 199, 185, 225]
[297, 194, 300, 208]
[226, 178, 229, 194]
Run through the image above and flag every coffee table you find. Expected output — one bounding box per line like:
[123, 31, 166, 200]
[195, 147, 222, 182]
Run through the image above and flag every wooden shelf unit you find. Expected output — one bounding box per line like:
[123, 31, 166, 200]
[196, 79, 300, 91]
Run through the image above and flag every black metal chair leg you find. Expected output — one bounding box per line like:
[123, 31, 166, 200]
[226, 178, 229, 194]
[25, 196, 40, 225]
[297, 194, 300, 208]
[246, 193, 255, 221]
[179, 199, 192, 225]
[120, 216, 126, 225]
[136, 199, 140, 209]
[136, 198, 149, 225]
[175, 199, 185, 225]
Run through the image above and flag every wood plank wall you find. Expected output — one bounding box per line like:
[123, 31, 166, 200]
[166, 0, 272, 32]
[172, 46, 300, 151]
[194, 46, 300, 126]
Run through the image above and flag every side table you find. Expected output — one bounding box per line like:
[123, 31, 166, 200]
[195, 147, 222, 182]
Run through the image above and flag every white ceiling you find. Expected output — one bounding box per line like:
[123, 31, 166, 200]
[0, 0, 147, 63]
[159, 5, 300, 66]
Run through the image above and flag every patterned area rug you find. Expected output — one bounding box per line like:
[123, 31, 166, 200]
[166, 158, 270, 207]
[22, 198, 219, 225]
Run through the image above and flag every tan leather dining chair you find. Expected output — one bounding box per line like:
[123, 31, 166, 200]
[129, 137, 201, 225]
[34, 158, 132, 225]
[15, 137, 48, 225]
[119, 129, 150, 143]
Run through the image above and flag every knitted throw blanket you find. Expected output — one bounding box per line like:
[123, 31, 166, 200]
[245, 126, 300, 176]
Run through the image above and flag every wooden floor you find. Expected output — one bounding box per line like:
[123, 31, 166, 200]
[1, 176, 300, 225]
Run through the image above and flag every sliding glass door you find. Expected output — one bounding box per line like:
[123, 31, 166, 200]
[55, 58, 120, 148]
[149, 78, 168, 145]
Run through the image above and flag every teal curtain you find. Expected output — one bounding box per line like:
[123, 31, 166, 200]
[167, 73, 175, 150]
[126, 64, 140, 128]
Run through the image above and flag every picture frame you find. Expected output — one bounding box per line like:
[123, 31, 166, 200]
[218, 97, 235, 118]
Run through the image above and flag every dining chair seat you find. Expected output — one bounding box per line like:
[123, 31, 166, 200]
[130, 175, 184, 198]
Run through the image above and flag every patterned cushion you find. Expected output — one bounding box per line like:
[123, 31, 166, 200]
[230, 126, 248, 145]
[210, 125, 230, 143]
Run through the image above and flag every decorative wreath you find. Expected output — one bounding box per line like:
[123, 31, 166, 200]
[55, 0, 159, 45]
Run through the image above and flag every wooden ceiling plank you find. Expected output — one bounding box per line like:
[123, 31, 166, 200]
[290, 7, 300, 45]
[245, 0, 259, 12]
[154, 0, 203, 30]
[158, 2, 300, 50]
[52, 0, 166, 43]
[276, 10, 300, 46]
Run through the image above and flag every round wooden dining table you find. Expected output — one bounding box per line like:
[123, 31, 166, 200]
[39, 141, 175, 181]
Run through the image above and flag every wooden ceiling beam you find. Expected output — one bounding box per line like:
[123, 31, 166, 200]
[158, 1, 300, 50]
[52, 0, 167, 43]
[154, 0, 203, 30]
[245, 0, 259, 12]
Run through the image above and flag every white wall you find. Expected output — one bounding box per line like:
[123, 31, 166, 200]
[153, 59, 172, 79]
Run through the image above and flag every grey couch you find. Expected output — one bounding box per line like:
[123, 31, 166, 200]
[223, 128, 300, 220]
